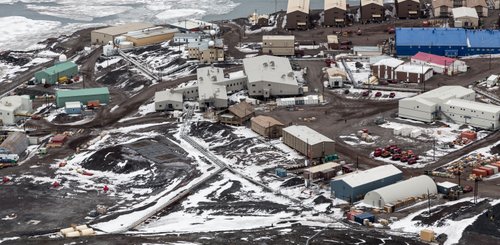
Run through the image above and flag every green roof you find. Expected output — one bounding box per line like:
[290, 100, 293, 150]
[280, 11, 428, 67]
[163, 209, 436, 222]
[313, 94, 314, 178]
[56, 87, 110, 98]
[41, 61, 77, 75]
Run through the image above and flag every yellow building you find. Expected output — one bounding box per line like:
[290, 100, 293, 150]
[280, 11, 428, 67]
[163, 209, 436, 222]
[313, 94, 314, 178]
[125, 27, 178, 47]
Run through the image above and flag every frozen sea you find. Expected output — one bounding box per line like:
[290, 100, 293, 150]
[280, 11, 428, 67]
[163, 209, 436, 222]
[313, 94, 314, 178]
[0, 0, 336, 51]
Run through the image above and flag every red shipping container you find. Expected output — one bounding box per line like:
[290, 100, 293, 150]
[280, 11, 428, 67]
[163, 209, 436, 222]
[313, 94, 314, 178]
[460, 131, 477, 140]
[493, 162, 500, 169]
[51, 134, 67, 144]
[473, 169, 487, 177]
[479, 167, 493, 176]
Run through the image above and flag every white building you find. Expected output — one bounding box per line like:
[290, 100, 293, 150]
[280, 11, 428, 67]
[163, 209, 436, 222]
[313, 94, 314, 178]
[326, 67, 348, 88]
[173, 33, 202, 44]
[411, 52, 467, 75]
[394, 64, 433, 83]
[363, 175, 437, 208]
[371, 57, 404, 81]
[398, 86, 500, 129]
[486, 75, 499, 87]
[154, 90, 184, 111]
[243, 55, 300, 98]
[0, 96, 33, 125]
[452, 7, 479, 28]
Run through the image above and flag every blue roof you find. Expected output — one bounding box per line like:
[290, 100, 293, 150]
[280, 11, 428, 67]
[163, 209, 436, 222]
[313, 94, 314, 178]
[355, 212, 374, 219]
[396, 28, 467, 47]
[467, 30, 500, 48]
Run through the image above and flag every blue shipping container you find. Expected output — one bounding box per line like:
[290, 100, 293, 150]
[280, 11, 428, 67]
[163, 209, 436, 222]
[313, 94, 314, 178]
[354, 212, 375, 224]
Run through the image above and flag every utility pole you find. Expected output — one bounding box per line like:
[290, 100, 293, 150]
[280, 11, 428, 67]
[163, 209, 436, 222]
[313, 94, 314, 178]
[427, 188, 431, 216]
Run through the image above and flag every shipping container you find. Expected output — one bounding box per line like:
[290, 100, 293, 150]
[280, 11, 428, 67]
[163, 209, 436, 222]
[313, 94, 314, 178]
[460, 131, 477, 140]
[485, 165, 499, 174]
[479, 166, 494, 176]
[354, 212, 375, 224]
[275, 168, 287, 177]
[472, 168, 488, 177]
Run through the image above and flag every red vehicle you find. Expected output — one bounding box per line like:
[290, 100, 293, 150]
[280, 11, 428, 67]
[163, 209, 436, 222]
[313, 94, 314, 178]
[381, 151, 391, 158]
[408, 158, 417, 165]
[462, 185, 473, 193]
[374, 150, 382, 157]
[387, 27, 395, 34]
[400, 156, 408, 162]
[389, 92, 396, 98]
[392, 154, 401, 161]
[391, 147, 402, 154]
[375, 92, 382, 97]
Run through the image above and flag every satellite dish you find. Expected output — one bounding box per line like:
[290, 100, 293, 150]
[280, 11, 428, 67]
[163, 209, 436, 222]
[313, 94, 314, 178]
[208, 40, 215, 47]
[210, 30, 217, 36]
[59, 54, 67, 62]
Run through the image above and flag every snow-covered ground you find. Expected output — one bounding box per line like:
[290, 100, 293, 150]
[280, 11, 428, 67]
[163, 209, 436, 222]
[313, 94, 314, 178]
[0, 0, 240, 51]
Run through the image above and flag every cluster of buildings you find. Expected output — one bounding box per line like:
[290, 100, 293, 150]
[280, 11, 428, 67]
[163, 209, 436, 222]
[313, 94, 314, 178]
[396, 28, 500, 57]
[154, 55, 301, 111]
[399, 85, 500, 130]
[34, 61, 78, 85]
[432, 0, 489, 18]
[370, 52, 467, 83]
[331, 164, 438, 210]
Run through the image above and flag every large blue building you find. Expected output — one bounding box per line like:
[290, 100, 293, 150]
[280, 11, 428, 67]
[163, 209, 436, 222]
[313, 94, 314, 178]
[395, 28, 500, 57]
[330, 164, 402, 203]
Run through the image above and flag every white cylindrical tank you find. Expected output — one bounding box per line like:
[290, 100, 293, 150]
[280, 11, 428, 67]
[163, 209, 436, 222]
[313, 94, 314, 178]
[119, 41, 133, 49]
[65, 231, 81, 238]
[60, 227, 75, 235]
[79, 228, 95, 236]
[59, 54, 67, 62]
[114, 36, 126, 45]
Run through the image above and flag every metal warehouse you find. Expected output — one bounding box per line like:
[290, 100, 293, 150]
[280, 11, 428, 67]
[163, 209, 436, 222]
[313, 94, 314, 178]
[56, 87, 110, 107]
[363, 175, 437, 208]
[0, 132, 29, 156]
[34, 61, 78, 85]
[282, 125, 335, 159]
[262, 35, 295, 56]
[396, 28, 500, 57]
[91, 23, 154, 45]
[125, 27, 178, 47]
[330, 164, 403, 202]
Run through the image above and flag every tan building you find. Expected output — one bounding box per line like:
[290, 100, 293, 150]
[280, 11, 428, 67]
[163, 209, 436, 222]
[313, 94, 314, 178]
[91, 23, 155, 45]
[303, 162, 341, 180]
[282, 125, 335, 159]
[251, 115, 285, 138]
[466, 0, 488, 17]
[360, 0, 385, 22]
[324, 0, 347, 26]
[433, 0, 454, 17]
[187, 39, 224, 63]
[396, 0, 421, 19]
[327, 35, 339, 49]
[452, 7, 479, 27]
[286, 0, 311, 30]
[262, 35, 295, 56]
[219, 102, 255, 125]
[125, 27, 178, 47]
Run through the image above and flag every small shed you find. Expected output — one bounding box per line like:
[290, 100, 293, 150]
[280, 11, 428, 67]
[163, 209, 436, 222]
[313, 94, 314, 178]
[394, 64, 433, 83]
[303, 162, 341, 180]
[327, 35, 339, 50]
[354, 212, 375, 224]
[251, 115, 284, 138]
[486, 75, 499, 87]
[65, 101, 82, 114]
[436, 181, 460, 194]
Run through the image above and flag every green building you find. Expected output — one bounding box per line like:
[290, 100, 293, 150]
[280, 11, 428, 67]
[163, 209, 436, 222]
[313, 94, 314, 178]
[34, 61, 78, 84]
[56, 87, 110, 107]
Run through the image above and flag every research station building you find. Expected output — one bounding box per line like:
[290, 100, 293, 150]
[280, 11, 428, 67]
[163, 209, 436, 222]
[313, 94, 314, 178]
[331, 164, 403, 202]
[243, 55, 300, 98]
[0, 96, 32, 125]
[394, 64, 433, 83]
[154, 90, 184, 111]
[56, 87, 110, 107]
[452, 7, 479, 28]
[398, 85, 500, 130]
[262, 35, 295, 56]
[251, 115, 285, 138]
[396, 0, 421, 19]
[286, 0, 311, 30]
[363, 175, 437, 208]
[371, 57, 404, 81]
[411, 52, 467, 75]
[91, 23, 155, 45]
[282, 125, 335, 159]
[34, 61, 78, 85]
[324, 0, 347, 26]
[125, 27, 178, 47]
[360, 0, 385, 22]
